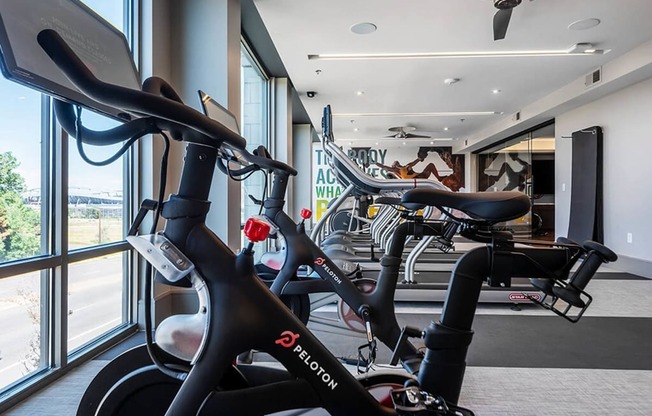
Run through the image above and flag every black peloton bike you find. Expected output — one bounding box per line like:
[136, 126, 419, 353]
[0, 2, 618, 415]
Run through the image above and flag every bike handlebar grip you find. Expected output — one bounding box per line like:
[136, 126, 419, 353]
[241, 146, 298, 176]
[552, 241, 617, 307]
[54, 100, 157, 146]
[556, 236, 578, 246]
[582, 241, 618, 263]
[37, 29, 247, 150]
[141, 77, 184, 104]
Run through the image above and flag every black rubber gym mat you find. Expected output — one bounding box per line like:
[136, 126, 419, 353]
[304, 315, 652, 370]
[591, 272, 648, 280]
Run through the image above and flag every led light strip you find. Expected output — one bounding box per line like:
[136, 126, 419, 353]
[308, 44, 607, 61]
[333, 111, 502, 117]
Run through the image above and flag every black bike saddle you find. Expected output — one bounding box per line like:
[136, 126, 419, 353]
[375, 196, 426, 212]
[401, 189, 530, 222]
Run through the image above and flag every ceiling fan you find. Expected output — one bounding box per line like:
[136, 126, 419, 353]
[386, 126, 431, 139]
[493, 0, 525, 41]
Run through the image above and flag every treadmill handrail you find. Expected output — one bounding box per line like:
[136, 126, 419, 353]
[324, 139, 448, 192]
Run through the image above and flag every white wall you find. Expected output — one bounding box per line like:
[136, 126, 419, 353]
[556, 76, 652, 271]
[291, 124, 313, 220]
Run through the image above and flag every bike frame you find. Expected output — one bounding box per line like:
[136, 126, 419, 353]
[158, 144, 398, 415]
[264, 170, 437, 361]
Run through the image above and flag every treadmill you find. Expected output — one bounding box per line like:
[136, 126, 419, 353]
[315, 105, 543, 304]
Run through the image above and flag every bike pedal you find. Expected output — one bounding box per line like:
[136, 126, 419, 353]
[392, 387, 475, 416]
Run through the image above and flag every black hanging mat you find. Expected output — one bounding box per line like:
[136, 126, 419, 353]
[568, 126, 604, 243]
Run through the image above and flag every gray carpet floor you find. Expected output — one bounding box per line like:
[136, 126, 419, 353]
[5, 271, 652, 415]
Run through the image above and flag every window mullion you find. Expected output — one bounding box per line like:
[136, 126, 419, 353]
[51, 122, 68, 369]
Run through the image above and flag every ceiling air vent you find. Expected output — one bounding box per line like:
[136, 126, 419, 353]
[512, 111, 521, 122]
[585, 67, 602, 88]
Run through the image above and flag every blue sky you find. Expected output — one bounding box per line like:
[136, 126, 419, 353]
[0, 1, 127, 195]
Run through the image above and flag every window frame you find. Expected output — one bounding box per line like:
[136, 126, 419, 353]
[239, 39, 272, 256]
[0, 0, 139, 410]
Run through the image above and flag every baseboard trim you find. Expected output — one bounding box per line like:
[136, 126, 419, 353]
[606, 254, 652, 279]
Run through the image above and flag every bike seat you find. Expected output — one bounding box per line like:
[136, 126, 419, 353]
[375, 196, 425, 212]
[402, 189, 530, 222]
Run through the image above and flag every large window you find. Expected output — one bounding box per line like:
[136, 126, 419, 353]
[0, 0, 136, 406]
[240, 42, 270, 257]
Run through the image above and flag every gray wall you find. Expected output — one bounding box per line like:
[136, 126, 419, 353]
[556, 76, 652, 276]
[139, 0, 243, 322]
[291, 124, 313, 220]
[168, 0, 242, 251]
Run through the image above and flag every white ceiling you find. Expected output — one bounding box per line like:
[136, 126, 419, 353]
[253, 0, 652, 148]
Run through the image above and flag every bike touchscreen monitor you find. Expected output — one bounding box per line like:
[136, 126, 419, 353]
[0, 0, 140, 120]
[198, 90, 248, 164]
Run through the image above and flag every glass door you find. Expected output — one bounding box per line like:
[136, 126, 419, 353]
[476, 122, 555, 239]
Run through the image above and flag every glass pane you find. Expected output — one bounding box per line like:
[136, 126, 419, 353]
[67, 252, 125, 352]
[0, 271, 45, 390]
[477, 133, 532, 236]
[241, 46, 268, 257]
[0, 77, 43, 263]
[81, 0, 125, 31]
[68, 111, 125, 250]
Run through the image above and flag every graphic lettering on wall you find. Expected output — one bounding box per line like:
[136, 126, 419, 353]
[312, 143, 466, 222]
[276, 330, 339, 390]
[347, 148, 391, 178]
[312, 148, 342, 221]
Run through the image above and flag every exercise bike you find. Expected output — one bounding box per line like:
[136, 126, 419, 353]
[0, 4, 617, 413]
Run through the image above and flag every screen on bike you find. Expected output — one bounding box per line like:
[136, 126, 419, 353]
[199, 90, 241, 136]
[0, 0, 140, 119]
[198, 90, 249, 165]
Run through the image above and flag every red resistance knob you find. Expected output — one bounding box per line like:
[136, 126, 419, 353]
[300, 208, 312, 220]
[244, 218, 271, 242]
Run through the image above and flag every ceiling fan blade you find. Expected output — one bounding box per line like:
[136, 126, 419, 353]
[384, 134, 397, 138]
[406, 133, 431, 139]
[493, 8, 513, 40]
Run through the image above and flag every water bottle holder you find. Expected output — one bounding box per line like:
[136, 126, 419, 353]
[526, 280, 593, 323]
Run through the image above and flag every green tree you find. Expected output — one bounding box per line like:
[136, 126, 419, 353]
[0, 152, 40, 261]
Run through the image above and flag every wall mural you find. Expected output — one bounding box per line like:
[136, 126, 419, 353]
[312, 143, 466, 221]
[478, 152, 531, 193]
[477, 152, 533, 233]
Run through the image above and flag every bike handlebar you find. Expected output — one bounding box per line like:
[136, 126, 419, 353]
[37, 29, 247, 150]
[54, 100, 159, 146]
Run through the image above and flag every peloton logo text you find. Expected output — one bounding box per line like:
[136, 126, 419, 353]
[277, 330, 338, 391]
[314, 257, 342, 284]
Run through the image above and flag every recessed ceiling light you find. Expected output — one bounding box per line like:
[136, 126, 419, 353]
[348, 141, 353, 145]
[375, 142, 379, 146]
[356, 90, 365, 96]
[444, 127, 449, 131]
[444, 78, 460, 85]
[492, 89, 501, 94]
[308, 44, 606, 61]
[353, 128, 359, 132]
[430, 141, 434, 145]
[350, 22, 377, 35]
[568, 18, 601, 31]
[402, 142, 407, 146]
